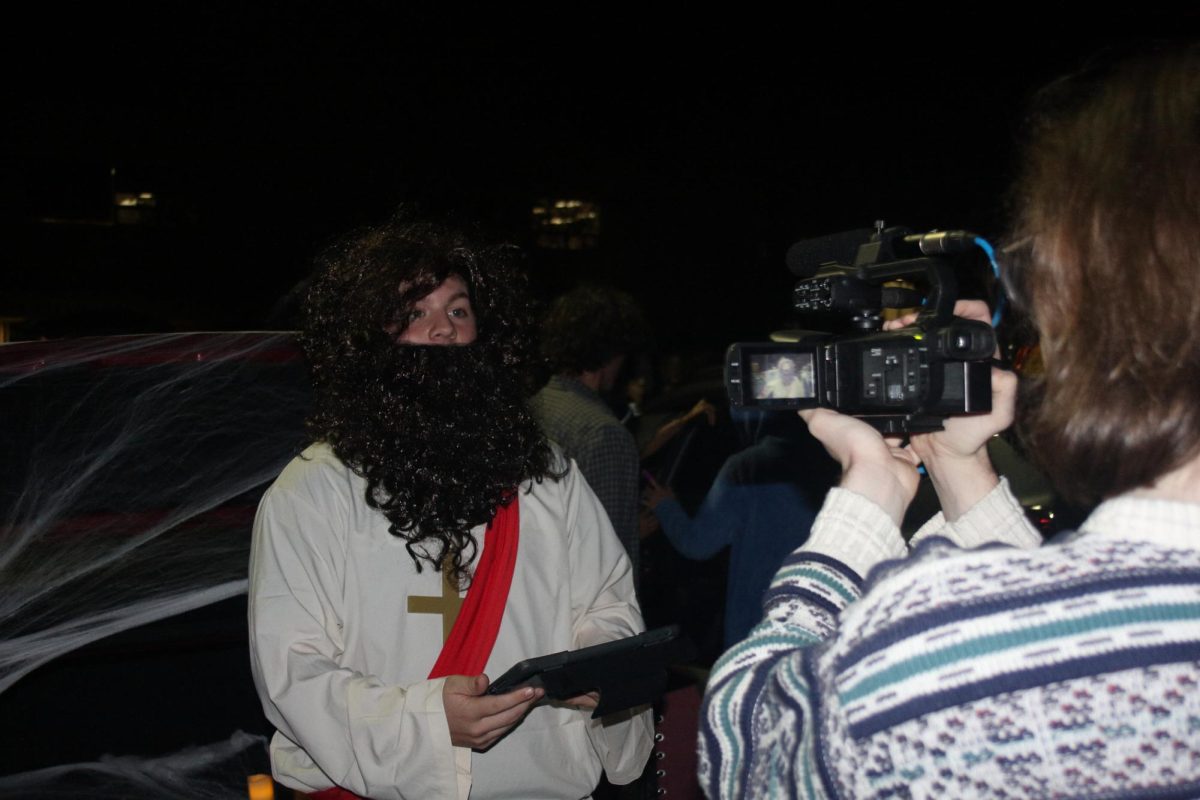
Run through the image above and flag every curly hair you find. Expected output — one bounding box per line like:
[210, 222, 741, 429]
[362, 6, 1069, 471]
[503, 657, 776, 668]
[540, 285, 649, 374]
[302, 214, 555, 587]
[1007, 43, 1200, 505]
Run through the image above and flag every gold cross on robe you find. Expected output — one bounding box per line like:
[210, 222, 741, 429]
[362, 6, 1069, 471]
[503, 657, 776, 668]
[407, 560, 465, 642]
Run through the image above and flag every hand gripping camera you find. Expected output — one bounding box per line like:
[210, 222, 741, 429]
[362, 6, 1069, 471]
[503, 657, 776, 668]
[725, 224, 996, 434]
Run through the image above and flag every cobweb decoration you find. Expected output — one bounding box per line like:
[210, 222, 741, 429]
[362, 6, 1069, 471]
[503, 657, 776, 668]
[0, 730, 269, 799]
[0, 333, 311, 696]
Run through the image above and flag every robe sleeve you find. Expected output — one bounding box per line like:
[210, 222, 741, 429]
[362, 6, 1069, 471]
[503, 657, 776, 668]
[249, 482, 462, 800]
[560, 459, 655, 785]
[573, 421, 642, 579]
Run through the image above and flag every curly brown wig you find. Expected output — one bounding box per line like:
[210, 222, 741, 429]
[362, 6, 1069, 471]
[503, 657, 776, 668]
[302, 214, 556, 587]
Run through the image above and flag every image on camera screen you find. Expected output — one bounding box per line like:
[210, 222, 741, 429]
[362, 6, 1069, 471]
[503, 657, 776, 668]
[751, 352, 815, 400]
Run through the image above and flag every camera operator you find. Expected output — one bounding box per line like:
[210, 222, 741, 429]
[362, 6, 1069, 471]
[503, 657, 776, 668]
[700, 43, 1200, 799]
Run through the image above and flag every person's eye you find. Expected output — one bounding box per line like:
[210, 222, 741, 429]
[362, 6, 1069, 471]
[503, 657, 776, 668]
[408, 308, 425, 322]
[450, 306, 472, 318]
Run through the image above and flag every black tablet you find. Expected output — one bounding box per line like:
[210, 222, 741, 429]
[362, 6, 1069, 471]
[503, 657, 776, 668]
[485, 625, 690, 717]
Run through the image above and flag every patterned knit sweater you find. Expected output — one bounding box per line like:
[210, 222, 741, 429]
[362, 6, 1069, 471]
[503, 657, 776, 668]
[699, 480, 1200, 799]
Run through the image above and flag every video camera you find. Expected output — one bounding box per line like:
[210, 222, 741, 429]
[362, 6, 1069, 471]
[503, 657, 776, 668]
[725, 223, 996, 435]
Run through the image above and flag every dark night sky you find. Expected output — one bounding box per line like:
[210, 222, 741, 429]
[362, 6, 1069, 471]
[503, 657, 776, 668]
[3, 8, 1196, 349]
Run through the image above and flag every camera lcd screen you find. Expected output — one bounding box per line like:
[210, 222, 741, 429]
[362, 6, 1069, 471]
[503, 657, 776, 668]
[749, 351, 815, 400]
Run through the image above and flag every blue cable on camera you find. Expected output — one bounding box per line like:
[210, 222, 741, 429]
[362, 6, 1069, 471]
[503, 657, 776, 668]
[974, 235, 1005, 328]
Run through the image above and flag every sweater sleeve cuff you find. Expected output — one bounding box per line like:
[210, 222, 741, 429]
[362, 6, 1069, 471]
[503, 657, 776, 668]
[909, 477, 1042, 550]
[908, 510, 949, 546]
[945, 477, 1042, 549]
[800, 487, 907, 579]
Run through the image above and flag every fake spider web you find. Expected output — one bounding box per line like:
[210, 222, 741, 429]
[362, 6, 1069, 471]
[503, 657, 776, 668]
[0, 332, 311, 795]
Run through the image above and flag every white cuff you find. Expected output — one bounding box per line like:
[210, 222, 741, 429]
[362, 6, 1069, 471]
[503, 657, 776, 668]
[909, 477, 1042, 550]
[801, 487, 908, 579]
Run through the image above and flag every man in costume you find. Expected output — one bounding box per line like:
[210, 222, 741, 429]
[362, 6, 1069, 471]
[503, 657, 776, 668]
[759, 356, 811, 399]
[249, 217, 652, 799]
[531, 286, 648, 586]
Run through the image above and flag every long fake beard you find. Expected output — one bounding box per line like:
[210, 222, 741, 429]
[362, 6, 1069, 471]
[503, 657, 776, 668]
[335, 344, 550, 587]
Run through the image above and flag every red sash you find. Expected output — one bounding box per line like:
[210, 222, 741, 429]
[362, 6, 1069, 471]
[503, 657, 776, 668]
[311, 498, 520, 800]
[427, 496, 520, 678]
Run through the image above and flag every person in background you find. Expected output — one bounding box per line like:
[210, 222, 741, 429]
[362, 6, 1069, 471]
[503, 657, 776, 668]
[531, 285, 650, 585]
[643, 409, 837, 648]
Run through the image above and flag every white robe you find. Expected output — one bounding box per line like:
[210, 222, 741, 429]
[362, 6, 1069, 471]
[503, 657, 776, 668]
[761, 374, 810, 399]
[249, 443, 653, 799]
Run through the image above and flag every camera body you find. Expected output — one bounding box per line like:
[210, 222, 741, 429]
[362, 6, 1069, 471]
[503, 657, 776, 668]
[725, 225, 996, 434]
